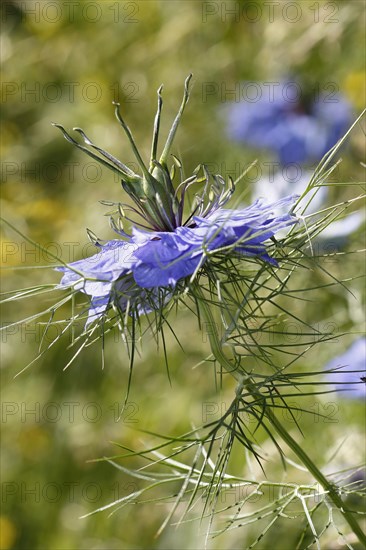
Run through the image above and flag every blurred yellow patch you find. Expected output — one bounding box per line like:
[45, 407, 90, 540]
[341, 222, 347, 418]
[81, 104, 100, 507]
[18, 426, 51, 460]
[344, 72, 366, 109]
[0, 516, 17, 549]
[17, 198, 67, 226]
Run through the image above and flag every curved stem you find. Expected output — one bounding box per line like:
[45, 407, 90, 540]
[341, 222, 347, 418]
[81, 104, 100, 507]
[193, 283, 366, 546]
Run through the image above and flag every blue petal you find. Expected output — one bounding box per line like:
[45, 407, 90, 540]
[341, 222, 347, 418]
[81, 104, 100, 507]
[132, 232, 204, 288]
[197, 195, 298, 247]
[56, 239, 141, 324]
[56, 239, 137, 292]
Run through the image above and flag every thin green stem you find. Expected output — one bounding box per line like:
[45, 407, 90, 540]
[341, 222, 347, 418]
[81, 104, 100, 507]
[193, 282, 366, 547]
[159, 74, 192, 167]
[150, 84, 163, 170]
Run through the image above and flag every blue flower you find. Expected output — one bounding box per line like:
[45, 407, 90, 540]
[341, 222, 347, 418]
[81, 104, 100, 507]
[54, 78, 298, 326]
[225, 80, 352, 165]
[57, 195, 298, 323]
[324, 338, 366, 399]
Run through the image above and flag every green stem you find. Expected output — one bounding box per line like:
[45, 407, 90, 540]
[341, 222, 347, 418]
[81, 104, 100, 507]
[265, 409, 366, 545]
[159, 74, 192, 167]
[193, 283, 366, 546]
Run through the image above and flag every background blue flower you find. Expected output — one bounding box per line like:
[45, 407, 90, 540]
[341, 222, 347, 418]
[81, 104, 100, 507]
[324, 338, 366, 399]
[226, 80, 352, 166]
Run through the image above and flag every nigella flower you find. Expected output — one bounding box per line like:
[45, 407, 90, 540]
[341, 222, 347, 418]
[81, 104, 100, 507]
[225, 80, 352, 165]
[58, 196, 298, 324]
[54, 76, 298, 326]
[324, 338, 366, 399]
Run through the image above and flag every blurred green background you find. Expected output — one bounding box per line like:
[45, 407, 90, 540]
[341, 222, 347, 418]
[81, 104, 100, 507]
[1, 1, 365, 548]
